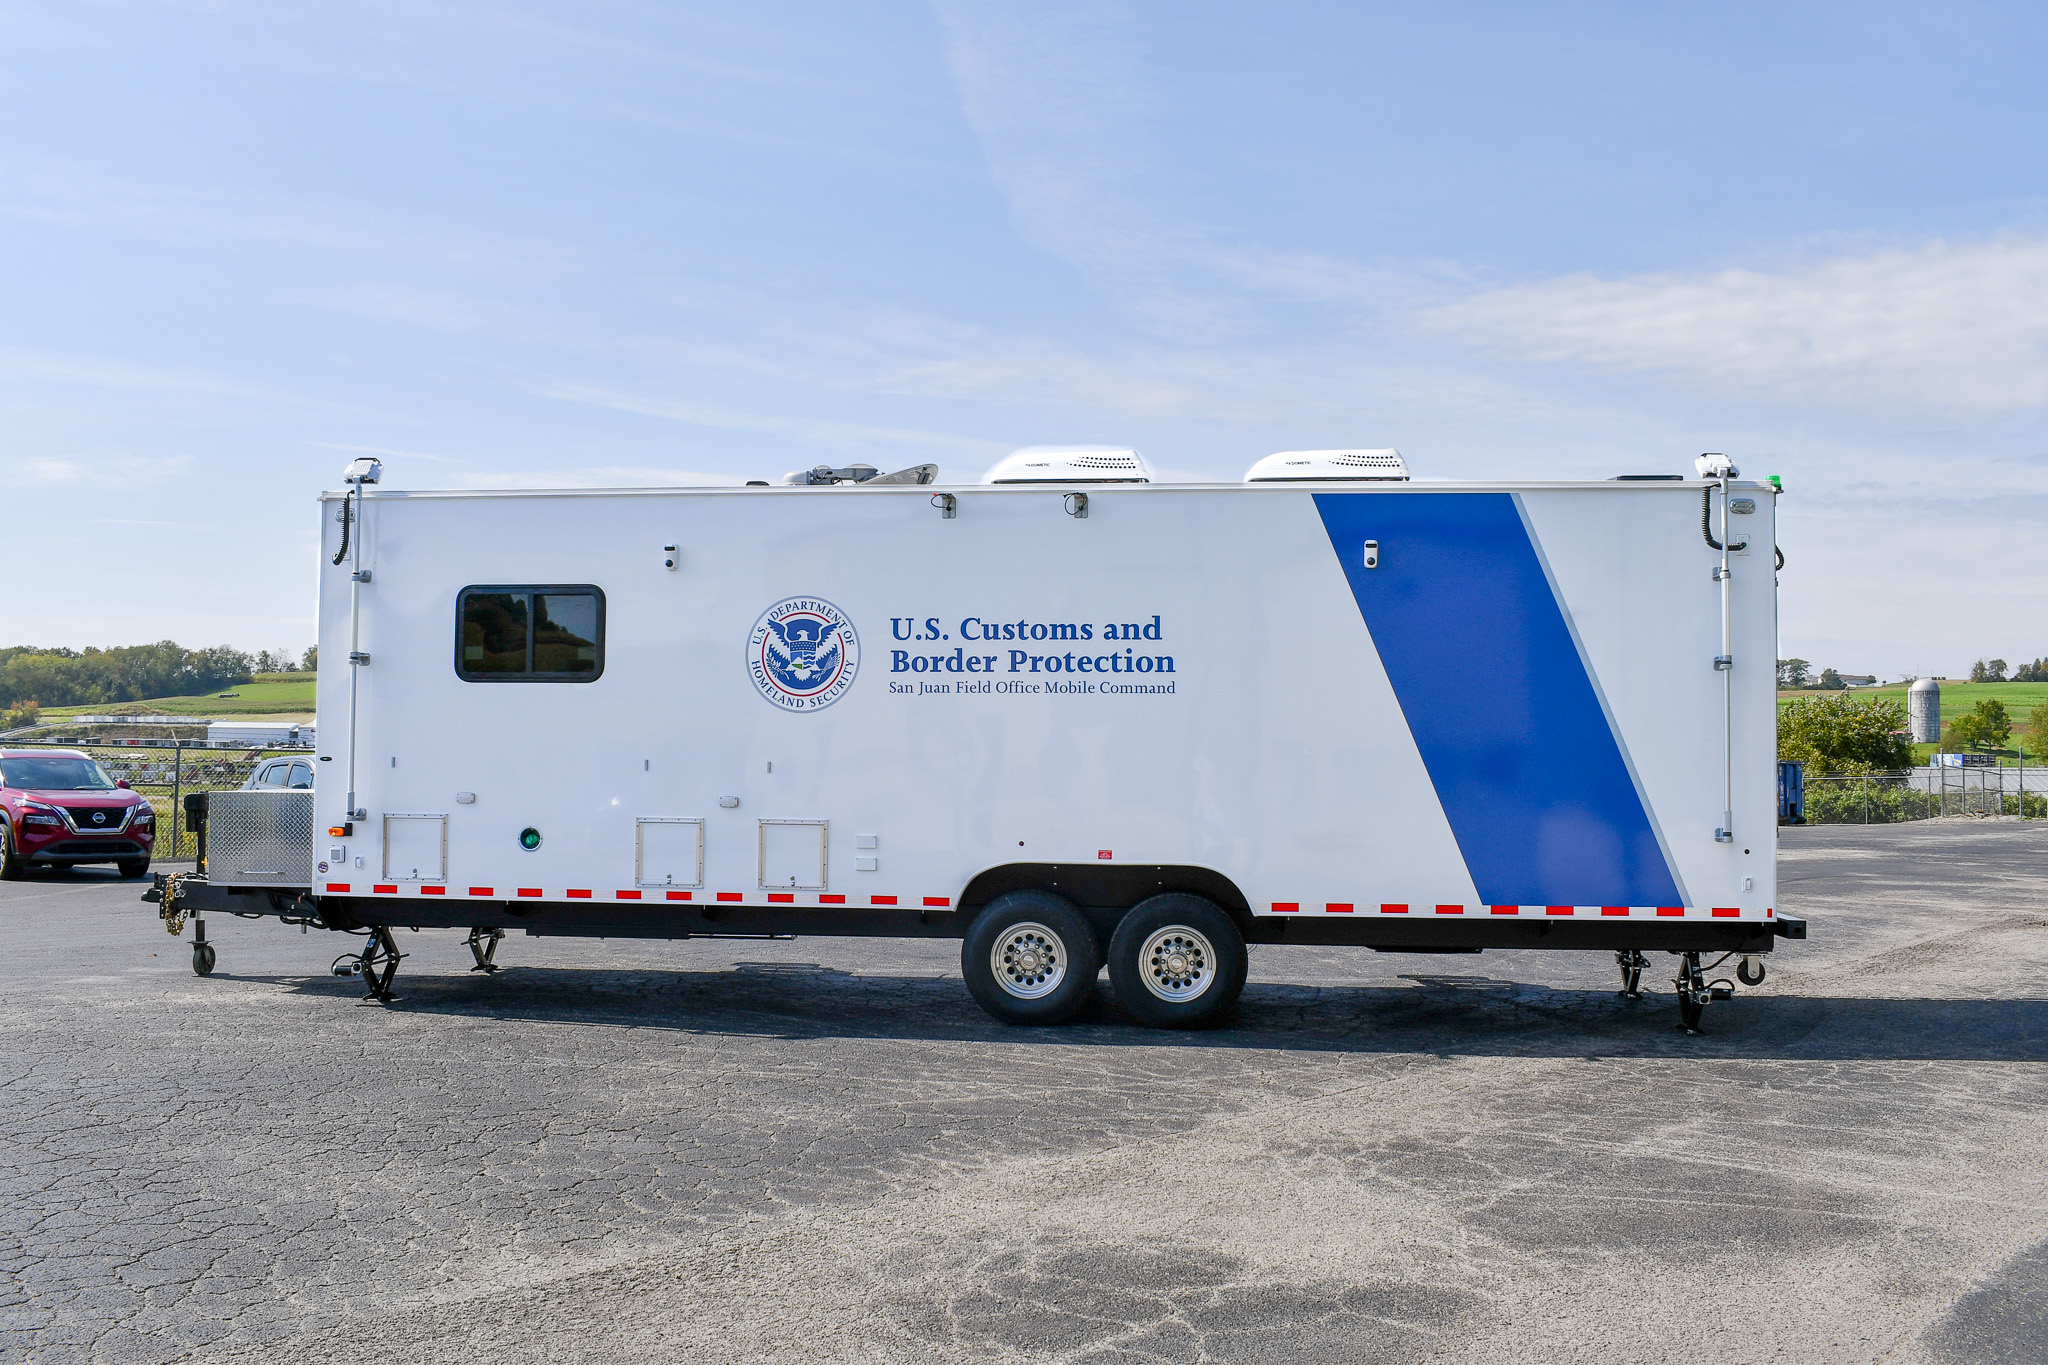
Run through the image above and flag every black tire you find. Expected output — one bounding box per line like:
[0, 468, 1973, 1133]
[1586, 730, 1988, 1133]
[0, 821, 23, 880]
[192, 942, 216, 976]
[1107, 893, 1248, 1029]
[1737, 957, 1766, 986]
[118, 858, 150, 879]
[961, 890, 1101, 1025]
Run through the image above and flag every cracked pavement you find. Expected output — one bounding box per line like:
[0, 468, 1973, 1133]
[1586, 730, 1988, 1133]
[4, 822, 2046, 1362]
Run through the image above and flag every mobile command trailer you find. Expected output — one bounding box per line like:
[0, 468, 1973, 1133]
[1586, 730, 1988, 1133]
[150, 452, 1802, 1030]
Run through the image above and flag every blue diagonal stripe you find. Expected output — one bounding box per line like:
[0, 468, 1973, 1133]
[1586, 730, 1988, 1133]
[1315, 492, 1684, 908]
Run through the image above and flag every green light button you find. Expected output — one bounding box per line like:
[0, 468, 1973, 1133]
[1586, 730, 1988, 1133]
[519, 827, 542, 851]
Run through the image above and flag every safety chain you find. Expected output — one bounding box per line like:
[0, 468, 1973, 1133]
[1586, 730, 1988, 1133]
[160, 870, 193, 938]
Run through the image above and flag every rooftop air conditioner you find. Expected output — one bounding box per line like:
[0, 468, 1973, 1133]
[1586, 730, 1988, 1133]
[1242, 449, 1409, 482]
[982, 446, 1151, 484]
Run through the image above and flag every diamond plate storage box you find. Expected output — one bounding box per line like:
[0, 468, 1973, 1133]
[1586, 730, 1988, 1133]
[207, 790, 315, 887]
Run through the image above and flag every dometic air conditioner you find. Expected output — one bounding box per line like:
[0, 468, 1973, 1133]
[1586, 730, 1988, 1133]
[1243, 449, 1409, 482]
[982, 446, 1152, 484]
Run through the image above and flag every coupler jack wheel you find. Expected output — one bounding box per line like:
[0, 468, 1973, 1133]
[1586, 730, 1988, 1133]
[332, 925, 404, 1002]
[466, 927, 505, 973]
[191, 916, 216, 977]
[156, 872, 215, 976]
[1674, 951, 1735, 1034]
[1615, 948, 1649, 1000]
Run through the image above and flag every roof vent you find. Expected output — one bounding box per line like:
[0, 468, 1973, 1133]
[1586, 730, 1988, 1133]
[1243, 449, 1408, 482]
[982, 445, 1151, 484]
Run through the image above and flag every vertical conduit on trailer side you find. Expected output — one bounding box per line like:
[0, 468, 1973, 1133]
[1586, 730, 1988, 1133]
[344, 479, 366, 822]
[1719, 471, 1734, 843]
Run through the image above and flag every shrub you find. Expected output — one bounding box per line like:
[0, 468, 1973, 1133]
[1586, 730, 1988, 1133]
[1779, 692, 1914, 771]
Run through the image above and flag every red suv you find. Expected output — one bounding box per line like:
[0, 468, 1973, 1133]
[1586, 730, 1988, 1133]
[0, 748, 156, 879]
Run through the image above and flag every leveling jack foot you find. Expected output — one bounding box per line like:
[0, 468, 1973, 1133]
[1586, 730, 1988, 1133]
[1615, 949, 1649, 1001]
[466, 927, 505, 973]
[1674, 951, 1735, 1034]
[332, 926, 404, 1002]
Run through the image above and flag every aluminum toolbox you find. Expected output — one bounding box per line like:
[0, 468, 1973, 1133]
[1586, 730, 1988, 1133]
[206, 790, 315, 887]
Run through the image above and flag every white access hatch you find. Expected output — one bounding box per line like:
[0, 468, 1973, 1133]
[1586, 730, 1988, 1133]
[636, 818, 705, 888]
[382, 814, 447, 882]
[758, 820, 828, 891]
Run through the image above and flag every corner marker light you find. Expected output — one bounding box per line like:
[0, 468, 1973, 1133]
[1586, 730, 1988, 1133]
[519, 827, 542, 851]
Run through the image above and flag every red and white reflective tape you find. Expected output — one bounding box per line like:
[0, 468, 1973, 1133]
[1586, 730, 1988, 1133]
[1268, 902, 1769, 919]
[318, 885, 953, 908]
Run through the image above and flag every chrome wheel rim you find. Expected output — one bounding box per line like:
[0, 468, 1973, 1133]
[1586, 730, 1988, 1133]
[1138, 926, 1216, 1003]
[991, 922, 1067, 999]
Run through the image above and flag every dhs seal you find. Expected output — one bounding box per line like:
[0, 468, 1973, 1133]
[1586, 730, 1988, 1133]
[748, 597, 860, 711]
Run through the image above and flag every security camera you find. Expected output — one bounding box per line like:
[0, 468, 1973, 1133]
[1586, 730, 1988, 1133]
[1693, 452, 1738, 479]
[342, 456, 383, 485]
[662, 544, 678, 571]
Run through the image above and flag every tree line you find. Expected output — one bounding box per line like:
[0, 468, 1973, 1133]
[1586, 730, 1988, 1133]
[1970, 658, 2048, 682]
[0, 641, 311, 711]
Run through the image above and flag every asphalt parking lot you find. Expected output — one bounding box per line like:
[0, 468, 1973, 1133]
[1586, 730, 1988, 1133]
[4, 822, 2046, 1363]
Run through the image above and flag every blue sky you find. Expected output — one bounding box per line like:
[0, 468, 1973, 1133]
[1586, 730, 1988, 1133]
[3, 1, 2045, 678]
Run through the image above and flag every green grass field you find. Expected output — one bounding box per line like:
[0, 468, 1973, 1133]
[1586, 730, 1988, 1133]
[39, 673, 316, 719]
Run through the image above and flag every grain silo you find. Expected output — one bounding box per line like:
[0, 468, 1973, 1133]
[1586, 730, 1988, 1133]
[1909, 677, 1941, 743]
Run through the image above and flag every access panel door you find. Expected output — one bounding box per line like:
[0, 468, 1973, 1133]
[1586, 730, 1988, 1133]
[759, 820, 827, 891]
[637, 818, 705, 889]
[382, 814, 447, 882]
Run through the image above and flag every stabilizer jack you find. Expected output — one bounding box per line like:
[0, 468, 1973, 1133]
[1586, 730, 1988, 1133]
[466, 927, 505, 973]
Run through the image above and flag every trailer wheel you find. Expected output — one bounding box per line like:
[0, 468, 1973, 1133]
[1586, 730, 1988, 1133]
[192, 942, 216, 976]
[961, 891, 1100, 1025]
[1107, 894, 1247, 1029]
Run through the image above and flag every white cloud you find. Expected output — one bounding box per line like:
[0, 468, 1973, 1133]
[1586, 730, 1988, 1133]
[306, 440, 466, 465]
[8, 453, 191, 487]
[936, 2, 1383, 336]
[312, 284, 512, 333]
[446, 466, 747, 490]
[533, 380, 1004, 460]
[1421, 235, 2048, 413]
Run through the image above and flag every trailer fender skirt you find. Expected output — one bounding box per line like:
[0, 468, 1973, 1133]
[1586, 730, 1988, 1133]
[1772, 914, 1807, 940]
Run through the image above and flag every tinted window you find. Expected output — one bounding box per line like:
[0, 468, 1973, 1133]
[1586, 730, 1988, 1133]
[456, 585, 604, 682]
[287, 762, 313, 788]
[462, 593, 529, 675]
[0, 756, 116, 790]
[534, 594, 600, 674]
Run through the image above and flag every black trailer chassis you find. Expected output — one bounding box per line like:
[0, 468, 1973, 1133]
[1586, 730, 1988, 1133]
[146, 868, 1805, 1034]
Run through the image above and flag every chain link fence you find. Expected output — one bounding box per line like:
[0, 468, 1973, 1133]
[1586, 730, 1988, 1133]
[1802, 768, 2048, 824]
[6, 741, 298, 859]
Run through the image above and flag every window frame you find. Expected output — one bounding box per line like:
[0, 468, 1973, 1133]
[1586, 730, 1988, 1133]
[455, 583, 607, 684]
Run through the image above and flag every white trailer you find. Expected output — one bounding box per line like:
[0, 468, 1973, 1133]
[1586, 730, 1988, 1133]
[155, 450, 1799, 1030]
